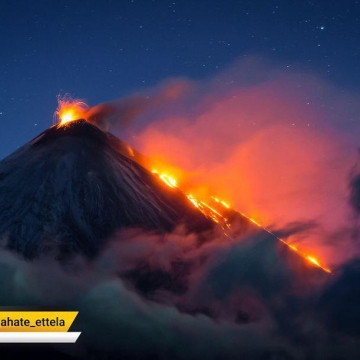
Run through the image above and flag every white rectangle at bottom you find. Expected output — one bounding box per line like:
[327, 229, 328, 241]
[0, 332, 81, 343]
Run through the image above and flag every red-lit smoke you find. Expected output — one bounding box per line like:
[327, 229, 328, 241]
[124, 59, 360, 268]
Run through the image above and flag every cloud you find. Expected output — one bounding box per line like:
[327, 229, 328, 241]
[0, 223, 359, 359]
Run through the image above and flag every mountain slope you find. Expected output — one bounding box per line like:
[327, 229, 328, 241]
[0, 120, 213, 258]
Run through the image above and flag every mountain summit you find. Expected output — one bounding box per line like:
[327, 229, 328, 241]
[0, 120, 213, 258]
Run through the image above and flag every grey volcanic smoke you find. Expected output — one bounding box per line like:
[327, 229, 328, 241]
[85, 81, 188, 131]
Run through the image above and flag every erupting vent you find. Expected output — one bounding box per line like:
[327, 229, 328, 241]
[54, 96, 88, 126]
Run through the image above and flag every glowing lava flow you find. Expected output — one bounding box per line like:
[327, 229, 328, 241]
[54, 96, 88, 126]
[236, 212, 332, 274]
[152, 169, 332, 274]
[151, 170, 178, 188]
[152, 170, 232, 230]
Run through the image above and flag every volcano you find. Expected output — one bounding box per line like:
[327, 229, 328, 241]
[0, 118, 331, 277]
[0, 120, 214, 259]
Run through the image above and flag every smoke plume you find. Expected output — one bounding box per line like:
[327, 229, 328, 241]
[103, 57, 360, 269]
[85, 80, 190, 131]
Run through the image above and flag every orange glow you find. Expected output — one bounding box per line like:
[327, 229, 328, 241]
[306, 255, 331, 273]
[288, 244, 299, 252]
[249, 218, 262, 226]
[187, 194, 201, 208]
[152, 170, 178, 188]
[55, 96, 88, 126]
[159, 174, 178, 188]
[152, 168, 332, 274]
[212, 197, 230, 209]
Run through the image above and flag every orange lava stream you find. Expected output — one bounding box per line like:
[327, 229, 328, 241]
[241, 215, 332, 274]
[152, 170, 332, 274]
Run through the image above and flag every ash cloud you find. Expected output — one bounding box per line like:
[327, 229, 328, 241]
[85, 80, 190, 132]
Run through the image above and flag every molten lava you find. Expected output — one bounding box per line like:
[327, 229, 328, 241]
[55, 96, 88, 126]
[152, 170, 178, 188]
[152, 169, 332, 274]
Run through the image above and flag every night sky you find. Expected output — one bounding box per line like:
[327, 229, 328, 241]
[1, 0, 359, 159]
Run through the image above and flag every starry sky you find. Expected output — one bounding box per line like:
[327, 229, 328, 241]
[0, 0, 359, 159]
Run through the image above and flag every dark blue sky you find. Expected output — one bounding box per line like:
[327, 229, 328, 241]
[1, 0, 359, 159]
